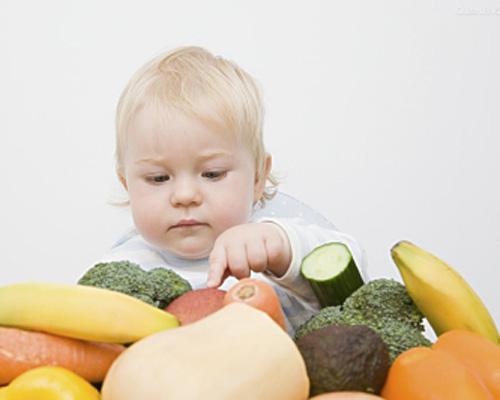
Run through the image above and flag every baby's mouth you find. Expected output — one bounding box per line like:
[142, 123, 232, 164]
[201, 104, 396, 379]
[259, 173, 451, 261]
[170, 220, 207, 230]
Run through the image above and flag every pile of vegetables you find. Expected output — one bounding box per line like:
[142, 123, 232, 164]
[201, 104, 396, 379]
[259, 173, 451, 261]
[0, 262, 189, 398]
[292, 240, 499, 398]
[295, 279, 432, 361]
[0, 241, 498, 400]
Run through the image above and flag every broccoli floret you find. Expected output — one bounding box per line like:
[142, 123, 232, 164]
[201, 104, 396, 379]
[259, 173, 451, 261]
[295, 278, 431, 362]
[369, 319, 432, 361]
[78, 261, 192, 308]
[147, 267, 192, 308]
[295, 306, 344, 340]
[78, 261, 154, 302]
[343, 278, 425, 331]
[340, 309, 431, 362]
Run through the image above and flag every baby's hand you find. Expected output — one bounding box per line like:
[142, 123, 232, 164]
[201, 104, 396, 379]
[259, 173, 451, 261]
[206, 223, 292, 288]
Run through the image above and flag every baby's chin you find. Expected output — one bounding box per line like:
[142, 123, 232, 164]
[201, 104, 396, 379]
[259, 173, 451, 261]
[143, 231, 215, 260]
[166, 243, 213, 260]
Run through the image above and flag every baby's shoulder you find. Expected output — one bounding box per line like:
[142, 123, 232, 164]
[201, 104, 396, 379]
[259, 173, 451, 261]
[252, 191, 336, 229]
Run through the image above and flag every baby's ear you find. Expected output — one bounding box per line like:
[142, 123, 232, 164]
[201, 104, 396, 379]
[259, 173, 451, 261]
[118, 172, 128, 191]
[254, 153, 272, 202]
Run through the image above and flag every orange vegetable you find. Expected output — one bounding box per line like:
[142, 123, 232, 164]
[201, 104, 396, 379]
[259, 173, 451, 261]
[381, 346, 493, 399]
[224, 278, 286, 329]
[432, 329, 500, 398]
[0, 326, 125, 384]
[309, 392, 384, 399]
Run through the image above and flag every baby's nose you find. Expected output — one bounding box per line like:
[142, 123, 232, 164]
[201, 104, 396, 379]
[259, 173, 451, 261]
[170, 178, 202, 206]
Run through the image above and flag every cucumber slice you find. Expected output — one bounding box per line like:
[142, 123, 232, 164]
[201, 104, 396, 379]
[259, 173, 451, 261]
[301, 242, 364, 307]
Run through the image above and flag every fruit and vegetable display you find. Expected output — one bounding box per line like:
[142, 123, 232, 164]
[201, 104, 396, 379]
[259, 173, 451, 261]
[294, 279, 431, 362]
[0, 241, 498, 399]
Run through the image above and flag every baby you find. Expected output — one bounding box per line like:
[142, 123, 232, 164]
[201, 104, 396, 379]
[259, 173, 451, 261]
[101, 46, 366, 332]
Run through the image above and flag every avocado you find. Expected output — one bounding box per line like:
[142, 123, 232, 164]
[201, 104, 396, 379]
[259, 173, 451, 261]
[295, 324, 390, 396]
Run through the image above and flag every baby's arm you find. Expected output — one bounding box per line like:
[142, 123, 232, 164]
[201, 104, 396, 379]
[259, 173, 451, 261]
[207, 217, 366, 304]
[256, 217, 367, 302]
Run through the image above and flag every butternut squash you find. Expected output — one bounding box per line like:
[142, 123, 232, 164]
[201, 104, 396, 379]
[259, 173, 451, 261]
[309, 393, 384, 400]
[102, 303, 309, 400]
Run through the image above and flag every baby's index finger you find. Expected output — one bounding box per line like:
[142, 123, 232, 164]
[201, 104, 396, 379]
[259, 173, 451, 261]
[207, 264, 232, 288]
[206, 262, 223, 288]
[207, 243, 227, 287]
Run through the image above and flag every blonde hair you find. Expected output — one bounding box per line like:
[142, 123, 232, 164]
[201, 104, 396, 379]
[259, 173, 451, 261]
[115, 46, 278, 203]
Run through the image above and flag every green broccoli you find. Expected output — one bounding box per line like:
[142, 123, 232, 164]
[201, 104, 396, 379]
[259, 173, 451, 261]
[294, 306, 344, 341]
[147, 267, 194, 308]
[342, 278, 425, 331]
[78, 261, 192, 308]
[295, 279, 431, 362]
[368, 319, 432, 361]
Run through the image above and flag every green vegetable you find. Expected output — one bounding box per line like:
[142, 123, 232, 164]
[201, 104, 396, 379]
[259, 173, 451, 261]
[78, 261, 192, 308]
[296, 324, 390, 396]
[146, 267, 193, 308]
[301, 242, 364, 307]
[365, 318, 433, 360]
[342, 278, 425, 331]
[295, 278, 431, 362]
[294, 306, 344, 340]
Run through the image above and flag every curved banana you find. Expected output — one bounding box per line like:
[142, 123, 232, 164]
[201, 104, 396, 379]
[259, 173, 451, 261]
[391, 241, 498, 343]
[0, 282, 178, 343]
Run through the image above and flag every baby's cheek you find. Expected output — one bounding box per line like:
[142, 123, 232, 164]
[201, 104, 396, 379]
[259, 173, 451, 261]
[215, 201, 253, 232]
[131, 202, 163, 240]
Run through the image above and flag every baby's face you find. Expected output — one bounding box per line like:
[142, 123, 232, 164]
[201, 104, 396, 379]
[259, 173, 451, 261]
[121, 106, 263, 259]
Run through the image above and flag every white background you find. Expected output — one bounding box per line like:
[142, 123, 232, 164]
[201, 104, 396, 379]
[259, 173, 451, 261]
[2, 1, 499, 326]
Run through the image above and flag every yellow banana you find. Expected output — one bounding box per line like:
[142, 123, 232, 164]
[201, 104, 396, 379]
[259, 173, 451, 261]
[0, 282, 178, 343]
[391, 241, 499, 343]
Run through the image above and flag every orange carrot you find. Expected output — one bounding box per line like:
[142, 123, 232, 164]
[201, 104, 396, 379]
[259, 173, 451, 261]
[432, 329, 500, 398]
[224, 278, 286, 330]
[0, 326, 125, 385]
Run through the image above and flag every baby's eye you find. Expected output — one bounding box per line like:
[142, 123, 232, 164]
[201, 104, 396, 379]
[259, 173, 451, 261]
[147, 175, 170, 183]
[202, 171, 227, 180]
